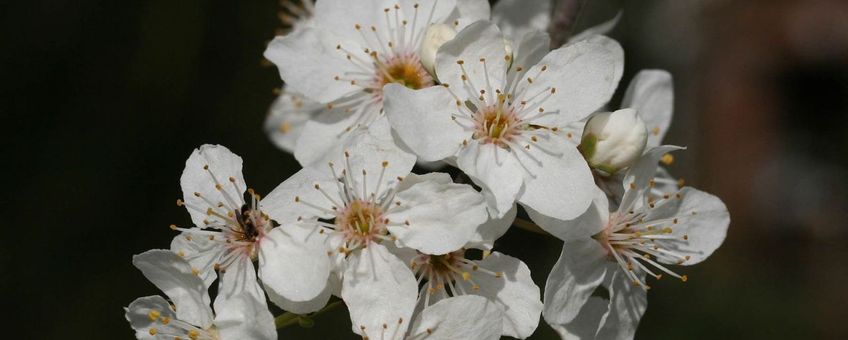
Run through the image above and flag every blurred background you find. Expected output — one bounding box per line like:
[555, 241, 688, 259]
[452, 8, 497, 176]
[2, 0, 847, 338]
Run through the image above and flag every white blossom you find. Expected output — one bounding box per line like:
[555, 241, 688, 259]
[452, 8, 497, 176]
[259, 130, 489, 337]
[392, 244, 543, 338]
[529, 146, 730, 339]
[170, 144, 331, 314]
[124, 250, 276, 340]
[263, 0, 479, 168]
[385, 21, 624, 220]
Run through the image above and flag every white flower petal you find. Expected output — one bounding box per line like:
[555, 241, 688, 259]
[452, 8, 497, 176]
[549, 296, 612, 339]
[451, 0, 490, 23]
[170, 232, 221, 289]
[386, 172, 488, 255]
[526, 185, 609, 241]
[645, 187, 730, 265]
[125, 295, 179, 339]
[466, 203, 517, 250]
[568, 12, 622, 44]
[622, 70, 674, 148]
[180, 144, 246, 229]
[343, 129, 417, 199]
[543, 240, 609, 329]
[595, 270, 647, 340]
[258, 226, 332, 313]
[261, 167, 340, 224]
[215, 256, 265, 311]
[214, 293, 277, 340]
[314, 0, 457, 44]
[132, 250, 214, 328]
[342, 244, 418, 338]
[293, 106, 370, 168]
[492, 0, 551, 41]
[516, 134, 596, 221]
[264, 88, 323, 153]
[435, 21, 508, 96]
[456, 140, 524, 218]
[263, 28, 360, 103]
[620, 145, 685, 211]
[522, 35, 624, 127]
[384, 84, 468, 162]
[468, 252, 542, 339]
[409, 295, 502, 340]
[510, 30, 550, 75]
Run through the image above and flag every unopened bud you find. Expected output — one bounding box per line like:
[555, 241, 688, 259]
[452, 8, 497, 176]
[578, 108, 649, 175]
[420, 24, 457, 77]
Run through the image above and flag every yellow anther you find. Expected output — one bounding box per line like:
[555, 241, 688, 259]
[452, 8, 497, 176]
[382, 161, 389, 167]
[661, 153, 674, 165]
[188, 330, 200, 340]
[495, 271, 503, 278]
[169, 224, 177, 230]
[461, 272, 471, 281]
[191, 268, 200, 276]
[681, 275, 688, 282]
[176, 199, 184, 206]
[652, 126, 661, 135]
[177, 251, 185, 258]
[147, 328, 157, 336]
[160, 316, 170, 325]
[148, 310, 161, 321]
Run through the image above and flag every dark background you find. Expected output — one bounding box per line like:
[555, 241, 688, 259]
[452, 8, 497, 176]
[3, 0, 847, 338]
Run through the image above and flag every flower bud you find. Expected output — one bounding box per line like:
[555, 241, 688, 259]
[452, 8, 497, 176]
[578, 108, 649, 175]
[420, 24, 457, 77]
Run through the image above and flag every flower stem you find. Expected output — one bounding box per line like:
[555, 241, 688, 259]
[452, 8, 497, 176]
[513, 218, 550, 236]
[275, 300, 344, 329]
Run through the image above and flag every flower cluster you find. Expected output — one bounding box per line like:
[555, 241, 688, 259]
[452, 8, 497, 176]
[126, 1, 729, 339]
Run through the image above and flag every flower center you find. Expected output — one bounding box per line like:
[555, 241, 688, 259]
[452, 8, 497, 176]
[233, 205, 271, 244]
[337, 199, 386, 246]
[410, 250, 504, 306]
[472, 95, 522, 147]
[593, 210, 691, 290]
[372, 53, 433, 95]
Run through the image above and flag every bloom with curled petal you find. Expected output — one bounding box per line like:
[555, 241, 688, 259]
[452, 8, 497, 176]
[528, 146, 730, 339]
[391, 244, 542, 339]
[124, 250, 275, 340]
[169, 144, 332, 315]
[264, 0, 480, 167]
[259, 131, 489, 338]
[385, 21, 624, 221]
